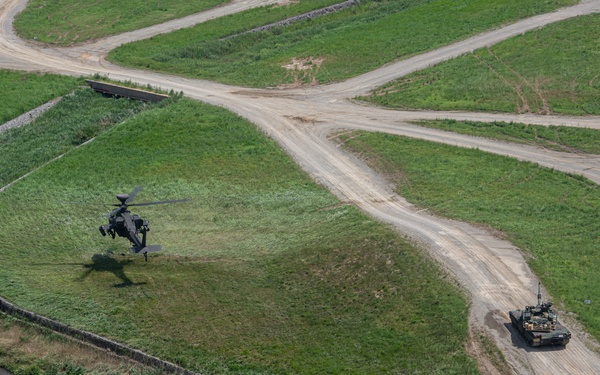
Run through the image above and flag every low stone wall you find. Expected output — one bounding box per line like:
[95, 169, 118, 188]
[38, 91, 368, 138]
[223, 0, 360, 39]
[0, 97, 61, 134]
[0, 296, 199, 374]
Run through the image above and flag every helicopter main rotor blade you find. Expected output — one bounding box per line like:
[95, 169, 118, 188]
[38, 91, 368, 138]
[65, 201, 115, 206]
[128, 199, 191, 207]
[125, 186, 144, 204]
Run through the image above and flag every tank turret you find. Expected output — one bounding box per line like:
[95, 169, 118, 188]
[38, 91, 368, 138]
[509, 282, 571, 346]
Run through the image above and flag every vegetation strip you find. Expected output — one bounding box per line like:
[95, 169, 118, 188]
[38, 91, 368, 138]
[411, 119, 600, 155]
[222, 0, 359, 39]
[0, 297, 198, 374]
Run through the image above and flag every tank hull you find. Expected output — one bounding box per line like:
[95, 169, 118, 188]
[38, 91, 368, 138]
[510, 309, 570, 347]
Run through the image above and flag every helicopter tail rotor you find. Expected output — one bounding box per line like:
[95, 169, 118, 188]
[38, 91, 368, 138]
[141, 245, 162, 254]
[130, 244, 162, 262]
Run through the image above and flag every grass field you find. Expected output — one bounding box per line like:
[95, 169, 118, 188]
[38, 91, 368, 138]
[108, 0, 576, 88]
[4, 0, 597, 372]
[0, 70, 80, 124]
[364, 13, 600, 115]
[336, 131, 600, 342]
[0, 98, 480, 374]
[13, 0, 229, 45]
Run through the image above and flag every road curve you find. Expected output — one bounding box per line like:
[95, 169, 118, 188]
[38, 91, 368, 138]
[1, 0, 600, 373]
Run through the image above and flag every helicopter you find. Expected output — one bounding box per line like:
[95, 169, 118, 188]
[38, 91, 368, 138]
[98, 186, 189, 261]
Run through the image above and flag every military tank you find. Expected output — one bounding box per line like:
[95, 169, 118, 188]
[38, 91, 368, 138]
[509, 282, 571, 347]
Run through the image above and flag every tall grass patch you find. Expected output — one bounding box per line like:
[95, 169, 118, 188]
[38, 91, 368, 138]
[365, 13, 600, 115]
[109, 0, 576, 88]
[337, 131, 600, 341]
[0, 99, 479, 373]
[0, 88, 159, 188]
[0, 70, 79, 124]
[14, 0, 229, 45]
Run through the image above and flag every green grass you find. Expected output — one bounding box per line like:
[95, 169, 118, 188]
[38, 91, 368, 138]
[0, 98, 479, 374]
[108, 0, 576, 88]
[364, 13, 600, 115]
[336, 131, 600, 342]
[0, 88, 160, 188]
[0, 70, 80, 124]
[412, 119, 600, 154]
[13, 0, 229, 45]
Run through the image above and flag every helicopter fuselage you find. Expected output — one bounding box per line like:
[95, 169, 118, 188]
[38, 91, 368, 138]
[99, 206, 149, 251]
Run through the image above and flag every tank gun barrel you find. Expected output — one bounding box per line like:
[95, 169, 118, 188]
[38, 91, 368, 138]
[537, 282, 542, 307]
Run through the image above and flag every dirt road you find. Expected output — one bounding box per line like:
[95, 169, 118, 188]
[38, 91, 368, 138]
[1, 0, 600, 373]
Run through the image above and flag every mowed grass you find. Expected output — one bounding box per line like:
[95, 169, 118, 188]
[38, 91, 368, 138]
[336, 131, 600, 342]
[364, 13, 600, 115]
[109, 0, 576, 88]
[0, 98, 479, 374]
[0, 88, 159, 188]
[0, 70, 80, 124]
[412, 119, 600, 154]
[13, 0, 229, 45]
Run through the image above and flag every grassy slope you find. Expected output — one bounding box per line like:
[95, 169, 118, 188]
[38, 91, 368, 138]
[364, 13, 600, 115]
[0, 88, 158, 188]
[337, 131, 600, 342]
[13, 0, 229, 45]
[0, 70, 80, 124]
[0, 98, 479, 374]
[108, 0, 576, 88]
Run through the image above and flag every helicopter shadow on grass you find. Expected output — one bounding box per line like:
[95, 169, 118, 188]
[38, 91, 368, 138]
[503, 322, 567, 352]
[77, 253, 147, 288]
